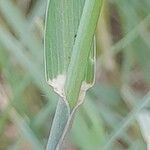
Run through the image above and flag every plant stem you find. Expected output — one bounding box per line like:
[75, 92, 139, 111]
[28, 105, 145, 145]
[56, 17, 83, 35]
[46, 98, 70, 150]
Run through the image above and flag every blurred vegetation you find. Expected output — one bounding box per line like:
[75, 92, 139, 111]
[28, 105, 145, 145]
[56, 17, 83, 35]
[0, 0, 150, 150]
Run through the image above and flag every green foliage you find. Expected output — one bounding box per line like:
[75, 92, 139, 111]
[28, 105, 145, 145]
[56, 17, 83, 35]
[45, 0, 103, 149]
[0, 0, 150, 149]
[44, 0, 102, 108]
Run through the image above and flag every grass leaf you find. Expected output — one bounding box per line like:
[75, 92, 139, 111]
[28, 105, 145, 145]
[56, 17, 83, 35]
[45, 0, 102, 108]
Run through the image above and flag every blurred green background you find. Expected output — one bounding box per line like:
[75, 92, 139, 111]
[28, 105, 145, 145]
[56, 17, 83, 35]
[0, 0, 150, 149]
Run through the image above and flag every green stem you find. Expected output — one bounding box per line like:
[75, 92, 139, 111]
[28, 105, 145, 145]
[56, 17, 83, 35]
[65, 0, 103, 108]
[46, 98, 70, 150]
